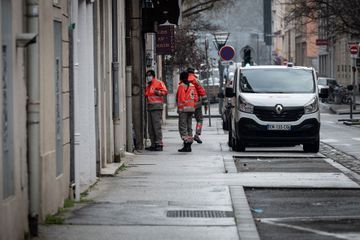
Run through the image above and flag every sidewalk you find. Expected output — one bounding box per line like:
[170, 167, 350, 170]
[327, 95, 360, 115]
[38, 117, 259, 240]
[37, 109, 360, 240]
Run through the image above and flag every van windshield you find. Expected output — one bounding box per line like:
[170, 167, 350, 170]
[239, 69, 315, 93]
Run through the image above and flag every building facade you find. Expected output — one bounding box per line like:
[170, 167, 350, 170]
[1, 0, 71, 239]
[1, 0, 130, 238]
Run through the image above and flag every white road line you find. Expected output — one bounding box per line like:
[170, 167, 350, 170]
[332, 143, 352, 147]
[260, 216, 360, 240]
[321, 139, 339, 143]
[322, 121, 336, 124]
[352, 138, 360, 141]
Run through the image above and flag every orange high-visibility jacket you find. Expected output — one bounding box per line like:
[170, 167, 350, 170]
[188, 73, 207, 98]
[188, 73, 208, 107]
[145, 77, 168, 110]
[176, 81, 199, 112]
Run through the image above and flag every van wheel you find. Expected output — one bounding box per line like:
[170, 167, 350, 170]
[233, 137, 246, 152]
[303, 137, 320, 153]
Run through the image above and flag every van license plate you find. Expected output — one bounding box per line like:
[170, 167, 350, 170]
[267, 124, 291, 131]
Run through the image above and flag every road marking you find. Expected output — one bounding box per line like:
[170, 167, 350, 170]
[322, 120, 335, 124]
[321, 139, 338, 143]
[352, 138, 360, 141]
[324, 158, 360, 183]
[332, 143, 352, 147]
[259, 216, 360, 240]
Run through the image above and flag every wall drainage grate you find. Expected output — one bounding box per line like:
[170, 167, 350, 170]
[166, 210, 234, 218]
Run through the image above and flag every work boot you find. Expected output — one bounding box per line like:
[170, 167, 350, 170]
[178, 142, 191, 152]
[145, 146, 156, 151]
[193, 135, 202, 144]
[153, 145, 163, 151]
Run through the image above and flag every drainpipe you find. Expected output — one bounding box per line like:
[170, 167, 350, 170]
[112, 0, 121, 162]
[70, 0, 80, 201]
[68, 0, 75, 196]
[26, 0, 40, 236]
[126, 66, 133, 152]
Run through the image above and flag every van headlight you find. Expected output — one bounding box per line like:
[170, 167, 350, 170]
[304, 97, 319, 114]
[238, 96, 254, 113]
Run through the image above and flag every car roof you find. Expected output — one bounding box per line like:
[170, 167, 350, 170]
[238, 65, 314, 71]
[318, 77, 336, 80]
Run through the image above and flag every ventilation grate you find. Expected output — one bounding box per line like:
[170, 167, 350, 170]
[166, 210, 234, 218]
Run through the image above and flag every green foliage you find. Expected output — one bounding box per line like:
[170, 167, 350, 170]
[64, 199, 75, 208]
[44, 214, 64, 225]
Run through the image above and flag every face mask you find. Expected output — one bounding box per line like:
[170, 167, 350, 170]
[146, 76, 153, 82]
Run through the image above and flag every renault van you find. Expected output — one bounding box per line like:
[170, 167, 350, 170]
[226, 65, 328, 152]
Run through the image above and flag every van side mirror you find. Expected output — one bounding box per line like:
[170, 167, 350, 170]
[347, 84, 354, 91]
[319, 87, 329, 99]
[225, 87, 235, 98]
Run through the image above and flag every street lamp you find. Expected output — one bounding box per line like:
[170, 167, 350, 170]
[212, 32, 230, 114]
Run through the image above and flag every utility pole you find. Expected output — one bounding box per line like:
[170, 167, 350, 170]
[205, 38, 211, 126]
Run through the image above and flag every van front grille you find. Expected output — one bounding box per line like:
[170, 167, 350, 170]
[254, 106, 304, 122]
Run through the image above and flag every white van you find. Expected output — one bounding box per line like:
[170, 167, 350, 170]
[226, 65, 328, 152]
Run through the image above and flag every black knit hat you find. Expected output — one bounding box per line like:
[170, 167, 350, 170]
[146, 69, 156, 77]
[187, 67, 195, 73]
[180, 71, 189, 81]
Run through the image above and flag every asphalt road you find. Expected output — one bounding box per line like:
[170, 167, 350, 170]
[232, 105, 360, 240]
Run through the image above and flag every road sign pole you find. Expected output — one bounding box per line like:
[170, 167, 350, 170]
[348, 42, 359, 110]
[205, 38, 211, 127]
[353, 57, 357, 110]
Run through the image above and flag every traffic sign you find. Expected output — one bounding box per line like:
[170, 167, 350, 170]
[349, 43, 359, 55]
[219, 45, 235, 61]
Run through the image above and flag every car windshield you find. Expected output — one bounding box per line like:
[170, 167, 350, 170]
[239, 69, 315, 93]
[327, 79, 338, 86]
[318, 78, 327, 85]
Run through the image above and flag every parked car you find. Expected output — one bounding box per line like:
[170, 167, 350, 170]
[220, 71, 235, 130]
[199, 68, 220, 103]
[317, 77, 339, 91]
[226, 64, 328, 152]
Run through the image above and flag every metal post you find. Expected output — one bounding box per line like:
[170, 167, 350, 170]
[112, 0, 121, 162]
[352, 58, 357, 110]
[256, 34, 259, 64]
[126, 66, 133, 152]
[205, 38, 211, 126]
[218, 60, 224, 115]
[26, 0, 40, 236]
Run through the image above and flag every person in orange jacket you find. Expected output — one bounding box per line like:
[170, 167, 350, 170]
[176, 71, 198, 152]
[144, 70, 168, 151]
[187, 67, 208, 144]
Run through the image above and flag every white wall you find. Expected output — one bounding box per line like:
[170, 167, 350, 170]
[73, 0, 97, 196]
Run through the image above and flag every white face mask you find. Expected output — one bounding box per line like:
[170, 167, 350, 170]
[147, 76, 153, 82]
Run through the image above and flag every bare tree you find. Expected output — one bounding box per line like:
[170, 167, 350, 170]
[284, 0, 360, 38]
[168, 0, 233, 69]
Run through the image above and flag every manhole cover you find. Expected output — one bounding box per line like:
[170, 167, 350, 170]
[166, 210, 234, 218]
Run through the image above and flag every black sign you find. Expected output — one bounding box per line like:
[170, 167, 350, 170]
[156, 25, 175, 55]
[316, 39, 329, 46]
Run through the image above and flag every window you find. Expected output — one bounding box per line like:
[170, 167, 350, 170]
[1, 0, 14, 198]
[240, 68, 315, 93]
[54, 21, 63, 176]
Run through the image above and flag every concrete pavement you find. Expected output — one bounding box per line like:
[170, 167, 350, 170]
[38, 109, 360, 240]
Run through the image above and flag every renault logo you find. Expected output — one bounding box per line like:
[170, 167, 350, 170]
[275, 104, 283, 114]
